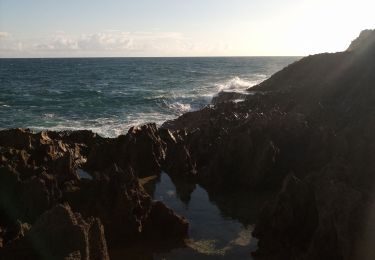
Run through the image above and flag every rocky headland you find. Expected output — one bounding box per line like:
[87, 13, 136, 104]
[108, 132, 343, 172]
[1, 30, 375, 259]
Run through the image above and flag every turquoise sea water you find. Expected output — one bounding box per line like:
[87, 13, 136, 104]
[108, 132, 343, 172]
[0, 57, 299, 137]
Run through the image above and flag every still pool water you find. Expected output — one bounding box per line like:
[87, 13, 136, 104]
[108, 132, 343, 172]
[152, 173, 258, 260]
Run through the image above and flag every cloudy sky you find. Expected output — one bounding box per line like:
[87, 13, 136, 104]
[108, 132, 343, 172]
[0, 0, 374, 57]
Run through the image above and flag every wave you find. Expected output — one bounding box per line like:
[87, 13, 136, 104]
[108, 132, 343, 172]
[165, 101, 192, 114]
[29, 111, 175, 138]
[216, 76, 264, 94]
[28, 102, 191, 138]
[26, 76, 268, 138]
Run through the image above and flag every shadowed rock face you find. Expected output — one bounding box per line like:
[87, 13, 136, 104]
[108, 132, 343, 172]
[0, 204, 110, 260]
[0, 126, 192, 258]
[161, 30, 375, 260]
[84, 124, 166, 177]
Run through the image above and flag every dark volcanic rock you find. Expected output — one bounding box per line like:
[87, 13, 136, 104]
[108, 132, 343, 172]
[248, 31, 375, 260]
[64, 163, 189, 244]
[211, 91, 249, 105]
[144, 201, 189, 241]
[64, 164, 155, 243]
[159, 128, 196, 179]
[85, 123, 166, 178]
[0, 126, 190, 257]
[163, 103, 312, 191]
[347, 29, 375, 52]
[27, 204, 109, 260]
[253, 175, 319, 260]
[119, 124, 166, 178]
[1, 204, 109, 260]
[0, 129, 106, 227]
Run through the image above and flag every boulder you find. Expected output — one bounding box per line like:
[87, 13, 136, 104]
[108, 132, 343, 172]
[0, 204, 109, 260]
[144, 201, 189, 241]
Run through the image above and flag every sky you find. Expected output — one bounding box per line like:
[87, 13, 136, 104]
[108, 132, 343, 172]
[0, 0, 374, 58]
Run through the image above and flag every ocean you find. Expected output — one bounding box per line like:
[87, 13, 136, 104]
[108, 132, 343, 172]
[0, 57, 299, 137]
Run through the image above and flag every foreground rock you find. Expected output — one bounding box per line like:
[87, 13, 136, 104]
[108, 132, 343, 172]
[0, 126, 191, 258]
[1, 204, 109, 260]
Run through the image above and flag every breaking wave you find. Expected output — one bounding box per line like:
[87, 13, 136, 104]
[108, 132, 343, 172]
[216, 76, 266, 94]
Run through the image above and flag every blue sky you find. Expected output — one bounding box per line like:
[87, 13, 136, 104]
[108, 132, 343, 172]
[0, 0, 374, 57]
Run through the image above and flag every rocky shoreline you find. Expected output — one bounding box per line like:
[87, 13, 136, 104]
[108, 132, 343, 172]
[0, 125, 192, 259]
[1, 30, 375, 259]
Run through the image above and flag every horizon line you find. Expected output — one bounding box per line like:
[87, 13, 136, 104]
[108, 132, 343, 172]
[0, 55, 305, 59]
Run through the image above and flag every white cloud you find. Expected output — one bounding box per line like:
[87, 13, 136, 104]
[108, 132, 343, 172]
[0, 32, 10, 39]
[0, 32, 25, 53]
[0, 31, 231, 57]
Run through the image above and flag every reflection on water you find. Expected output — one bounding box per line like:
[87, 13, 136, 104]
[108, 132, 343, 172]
[152, 173, 257, 260]
[77, 168, 93, 180]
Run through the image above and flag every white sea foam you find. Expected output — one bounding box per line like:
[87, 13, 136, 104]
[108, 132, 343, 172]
[43, 113, 55, 119]
[167, 101, 192, 114]
[30, 112, 173, 138]
[233, 99, 245, 103]
[216, 76, 263, 94]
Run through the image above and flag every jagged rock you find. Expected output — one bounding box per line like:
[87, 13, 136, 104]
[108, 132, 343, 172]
[248, 32, 375, 260]
[159, 128, 196, 179]
[253, 175, 318, 260]
[64, 164, 153, 243]
[253, 163, 375, 260]
[144, 201, 189, 241]
[0, 126, 190, 257]
[0, 128, 83, 182]
[0, 128, 32, 150]
[119, 123, 166, 177]
[0, 204, 109, 260]
[0, 165, 60, 225]
[64, 163, 189, 245]
[0, 220, 31, 248]
[163, 106, 312, 192]
[85, 123, 166, 178]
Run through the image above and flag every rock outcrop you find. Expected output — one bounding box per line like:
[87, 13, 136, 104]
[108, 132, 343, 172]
[0, 126, 191, 258]
[347, 29, 375, 52]
[1, 204, 109, 260]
